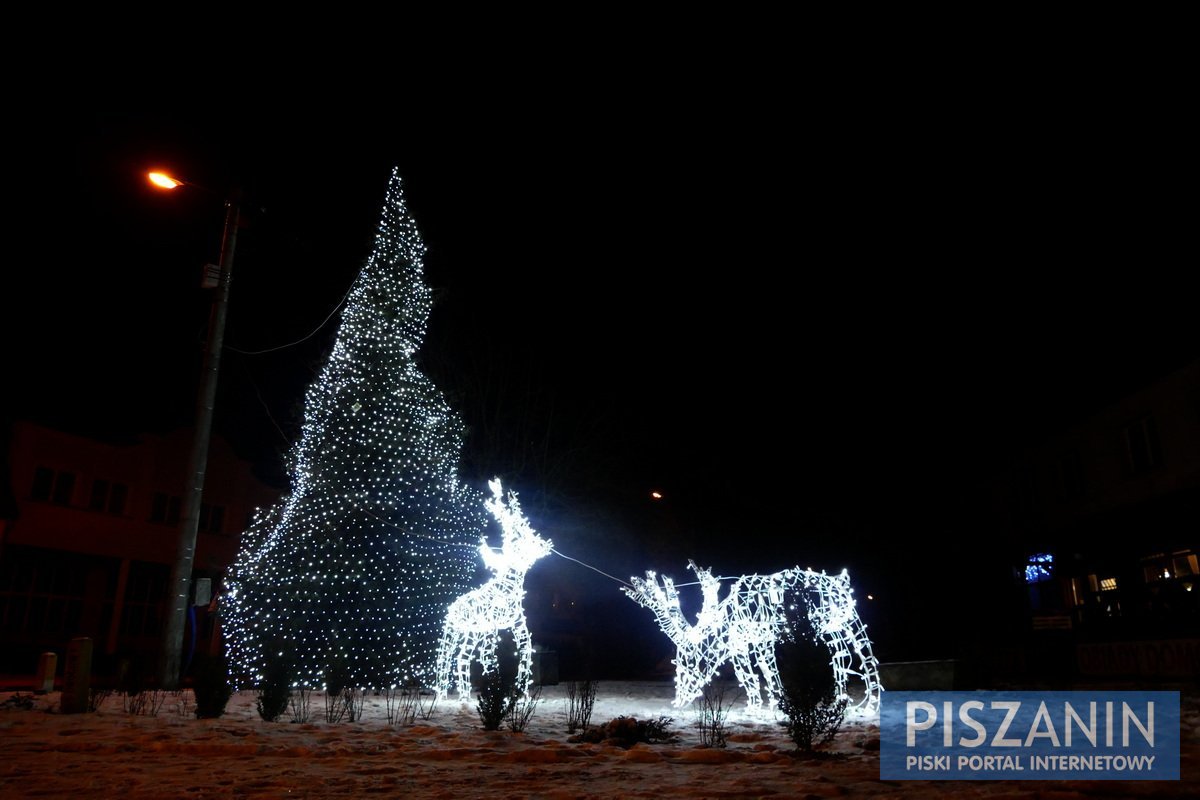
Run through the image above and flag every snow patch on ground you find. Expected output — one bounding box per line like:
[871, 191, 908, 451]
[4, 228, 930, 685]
[0, 681, 1195, 798]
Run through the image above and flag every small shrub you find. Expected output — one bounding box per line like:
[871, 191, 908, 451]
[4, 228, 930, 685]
[506, 684, 541, 733]
[123, 689, 166, 716]
[255, 655, 291, 723]
[87, 688, 113, 713]
[476, 668, 516, 731]
[143, 689, 167, 717]
[322, 661, 350, 724]
[1, 693, 35, 711]
[415, 689, 438, 721]
[169, 689, 192, 717]
[123, 691, 146, 715]
[192, 655, 233, 719]
[775, 600, 848, 752]
[289, 687, 312, 723]
[383, 685, 413, 726]
[695, 681, 730, 747]
[341, 687, 365, 723]
[565, 679, 597, 734]
[323, 691, 346, 724]
[571, 716, 675, 748]
[385, 682, 434, 726]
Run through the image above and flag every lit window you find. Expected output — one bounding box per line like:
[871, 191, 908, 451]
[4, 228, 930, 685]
[1140, 551, 1197, 583]
[1099, 577, 1118, 592]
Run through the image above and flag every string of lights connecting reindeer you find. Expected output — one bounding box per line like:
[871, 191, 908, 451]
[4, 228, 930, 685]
[429, 480, 881, 715]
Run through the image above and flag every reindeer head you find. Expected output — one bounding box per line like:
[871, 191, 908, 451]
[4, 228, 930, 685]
[480, 478, 553, 574]
[623, 560, 729, 707]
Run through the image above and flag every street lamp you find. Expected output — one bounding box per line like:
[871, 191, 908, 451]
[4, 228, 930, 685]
[147, 171, 184, 190]
[148, 170, 240, 688]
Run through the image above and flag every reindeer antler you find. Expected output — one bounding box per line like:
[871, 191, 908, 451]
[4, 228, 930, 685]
[481, 479, 553, 570]
[623, 570, 691, 644]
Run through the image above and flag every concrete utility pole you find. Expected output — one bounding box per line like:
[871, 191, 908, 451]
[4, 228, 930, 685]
[153, 173, 241, 688]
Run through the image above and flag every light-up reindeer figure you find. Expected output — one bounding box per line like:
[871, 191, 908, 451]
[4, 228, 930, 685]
[624, 561, 881, 714]
[436, 479, 552, 701]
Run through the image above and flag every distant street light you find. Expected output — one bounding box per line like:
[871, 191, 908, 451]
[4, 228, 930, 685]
[147, 171, 183, 190]
[148, 170, 240, 688]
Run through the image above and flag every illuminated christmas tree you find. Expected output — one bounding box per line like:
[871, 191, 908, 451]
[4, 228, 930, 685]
[224, 169, 483, 689]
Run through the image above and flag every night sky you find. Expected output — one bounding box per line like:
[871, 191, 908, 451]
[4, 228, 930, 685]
[7, 105, 1195, 663]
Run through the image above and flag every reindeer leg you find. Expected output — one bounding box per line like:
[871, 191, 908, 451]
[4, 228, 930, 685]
[435, 621, 456, 700]
[512, 613, 535, 698]
[455, 631, 477, 700]
[754, 640, 783, 712]
[802, 592, 850, 707]
[824, 628, 852, 704]
[514, 615, 535, 696]
[730, 646, 761, 711]
[842, 601, 882, 713]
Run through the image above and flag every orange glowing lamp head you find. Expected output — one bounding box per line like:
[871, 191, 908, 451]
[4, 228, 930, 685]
[148, 171, 183, 190]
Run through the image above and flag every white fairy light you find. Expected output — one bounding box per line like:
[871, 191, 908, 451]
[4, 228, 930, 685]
[223, 170, 482, 690]
[436, 479, 552, 700]
[624, 561, 882, 714]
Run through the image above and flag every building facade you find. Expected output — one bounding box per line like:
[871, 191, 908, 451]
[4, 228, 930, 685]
[981, 360, 1199, 679]
[0, 421, 280, 675]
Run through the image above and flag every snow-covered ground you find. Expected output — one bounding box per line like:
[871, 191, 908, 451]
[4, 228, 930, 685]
[0, 681, 1195, 799]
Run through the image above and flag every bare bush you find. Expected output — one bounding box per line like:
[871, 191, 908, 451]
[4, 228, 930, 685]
[383, 686, 412, 726]
[506, 685, 541, 733]
[695, 681, 730, 747]
[385, 683, 435, 726]
[323, 689, 346, 724]
[565, 680, 597, 734]
[170, 690, 193, 718]
[87, 688, 113, 713]
[289, 687, 312, 723]
[415, 690, 438, 721]
[123, 689, 165, 716]
[341, 688, 365, 723]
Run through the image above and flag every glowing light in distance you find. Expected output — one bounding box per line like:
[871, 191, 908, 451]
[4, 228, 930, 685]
[148, 171, 183, 189]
